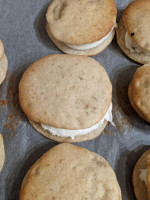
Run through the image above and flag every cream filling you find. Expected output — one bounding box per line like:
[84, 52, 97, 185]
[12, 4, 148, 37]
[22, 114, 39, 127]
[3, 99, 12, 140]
[125, 32, 150, 54]
[41, 103, 114, 139]
[65, 24, 117, 51]
[139, 168, 147, 186]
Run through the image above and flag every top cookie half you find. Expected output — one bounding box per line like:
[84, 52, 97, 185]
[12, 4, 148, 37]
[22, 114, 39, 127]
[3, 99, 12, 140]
[19, 55, 112, 130]
[46, 0, 117, 45]
[131, 64, 150, 123]
[20, 144, 122, 200]
[133, 149, 150, 200]
[123, 0, 150, 52]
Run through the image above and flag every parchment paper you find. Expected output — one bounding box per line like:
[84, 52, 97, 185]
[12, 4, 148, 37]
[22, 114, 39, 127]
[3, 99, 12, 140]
[0, 0, 150, 199]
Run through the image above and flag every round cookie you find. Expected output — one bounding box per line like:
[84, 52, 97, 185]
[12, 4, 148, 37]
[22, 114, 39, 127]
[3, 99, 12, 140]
[0, 40, 4, 60]
[133, 149, 150, 200]
[128, 64, 150, 123]
[123, 0, 150, 52]
[46, 23, 115, 56]
[19, 55, 112, 142]
[0, 54, 8, 85]
[116, 19, 150, 64]
[46, 0, 117, 55]
[128, 81, 148, 122]
[46, 0, 117, 44]
[0, 134, 5, 172]
[20, 143, 122, 200]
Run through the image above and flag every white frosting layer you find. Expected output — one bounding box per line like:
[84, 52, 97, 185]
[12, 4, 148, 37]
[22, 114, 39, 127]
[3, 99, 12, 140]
[139, 169, 147, 186]
[65, 24, 117, 51]
[41, 103, 114, 139]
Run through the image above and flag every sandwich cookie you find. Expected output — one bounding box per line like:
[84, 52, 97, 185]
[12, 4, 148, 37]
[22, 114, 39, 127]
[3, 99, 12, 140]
[0, 40, 8, 85]
[128, 64, 150, 123]
[116, 0, 150, 64]
[20, 143, 122, 200]
[46, 0, 117, 56]
[19, 55, 113, 142]
[0, 134, 5, 172]
[133, 149, 150, 200]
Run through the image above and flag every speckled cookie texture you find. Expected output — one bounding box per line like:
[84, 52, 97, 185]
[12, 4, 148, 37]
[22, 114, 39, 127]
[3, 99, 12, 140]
[19, 143, 122, 200]
[133, 149, 150, 200]
[123, 0, 150, 52]
[19, 54, 112, 142]
[116, 19, 150, 64]
[0, 134, 5, 172]
[46, 0, 117, 44]
[116, 0, 150, 64]
[46, 0, 117, 55]
[128, 64, 150, 123]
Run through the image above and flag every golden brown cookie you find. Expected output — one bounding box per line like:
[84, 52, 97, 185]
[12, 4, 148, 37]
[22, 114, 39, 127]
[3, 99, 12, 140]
[20, 143, 122, 200]
[116, 19, 150, 64]
[116, 0, 150, 64]
[0, 133, 5, 172]
[46, 0, 117, 55]
[123, 0, 150, 52]
[128, 64, 150, 123]
[133, 149, 150, 200]
[19, 55, 112, 142]
[46, 23, 115, 56]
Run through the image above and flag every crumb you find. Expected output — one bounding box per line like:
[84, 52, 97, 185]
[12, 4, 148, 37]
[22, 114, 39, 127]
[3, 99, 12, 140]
[4, 114, 22, 136]
[0, 99, 7, 106]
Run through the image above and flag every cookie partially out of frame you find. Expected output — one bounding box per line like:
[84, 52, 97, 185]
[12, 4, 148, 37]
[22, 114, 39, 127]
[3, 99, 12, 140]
[20, 143, 122, 200]
[0, 40, 4, 60]
[123, 0, 150, 52]
[133, 149, 150, 200]
[0, 54, 8, 85]
[116, 0, 150, 64]
[0, 40, 8, 85]
[128, 64, 150, 123]
[0, 134, 5, 172]
[116, 19, 150, 64]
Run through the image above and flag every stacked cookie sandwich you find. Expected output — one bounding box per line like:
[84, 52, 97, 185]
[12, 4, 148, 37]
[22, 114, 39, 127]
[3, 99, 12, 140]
[133, 149, 150, 200]
[46, 0, 117, 56]
[0, 40, 8, 85]
[20, 143, 122, 200]
[19, 55, 113, 142]
[128, 64, 150, 123]
[116, 0, 150, 64]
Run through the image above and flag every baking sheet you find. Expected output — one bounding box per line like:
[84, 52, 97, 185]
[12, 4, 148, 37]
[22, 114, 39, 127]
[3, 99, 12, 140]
[0, 0, 150, 199]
